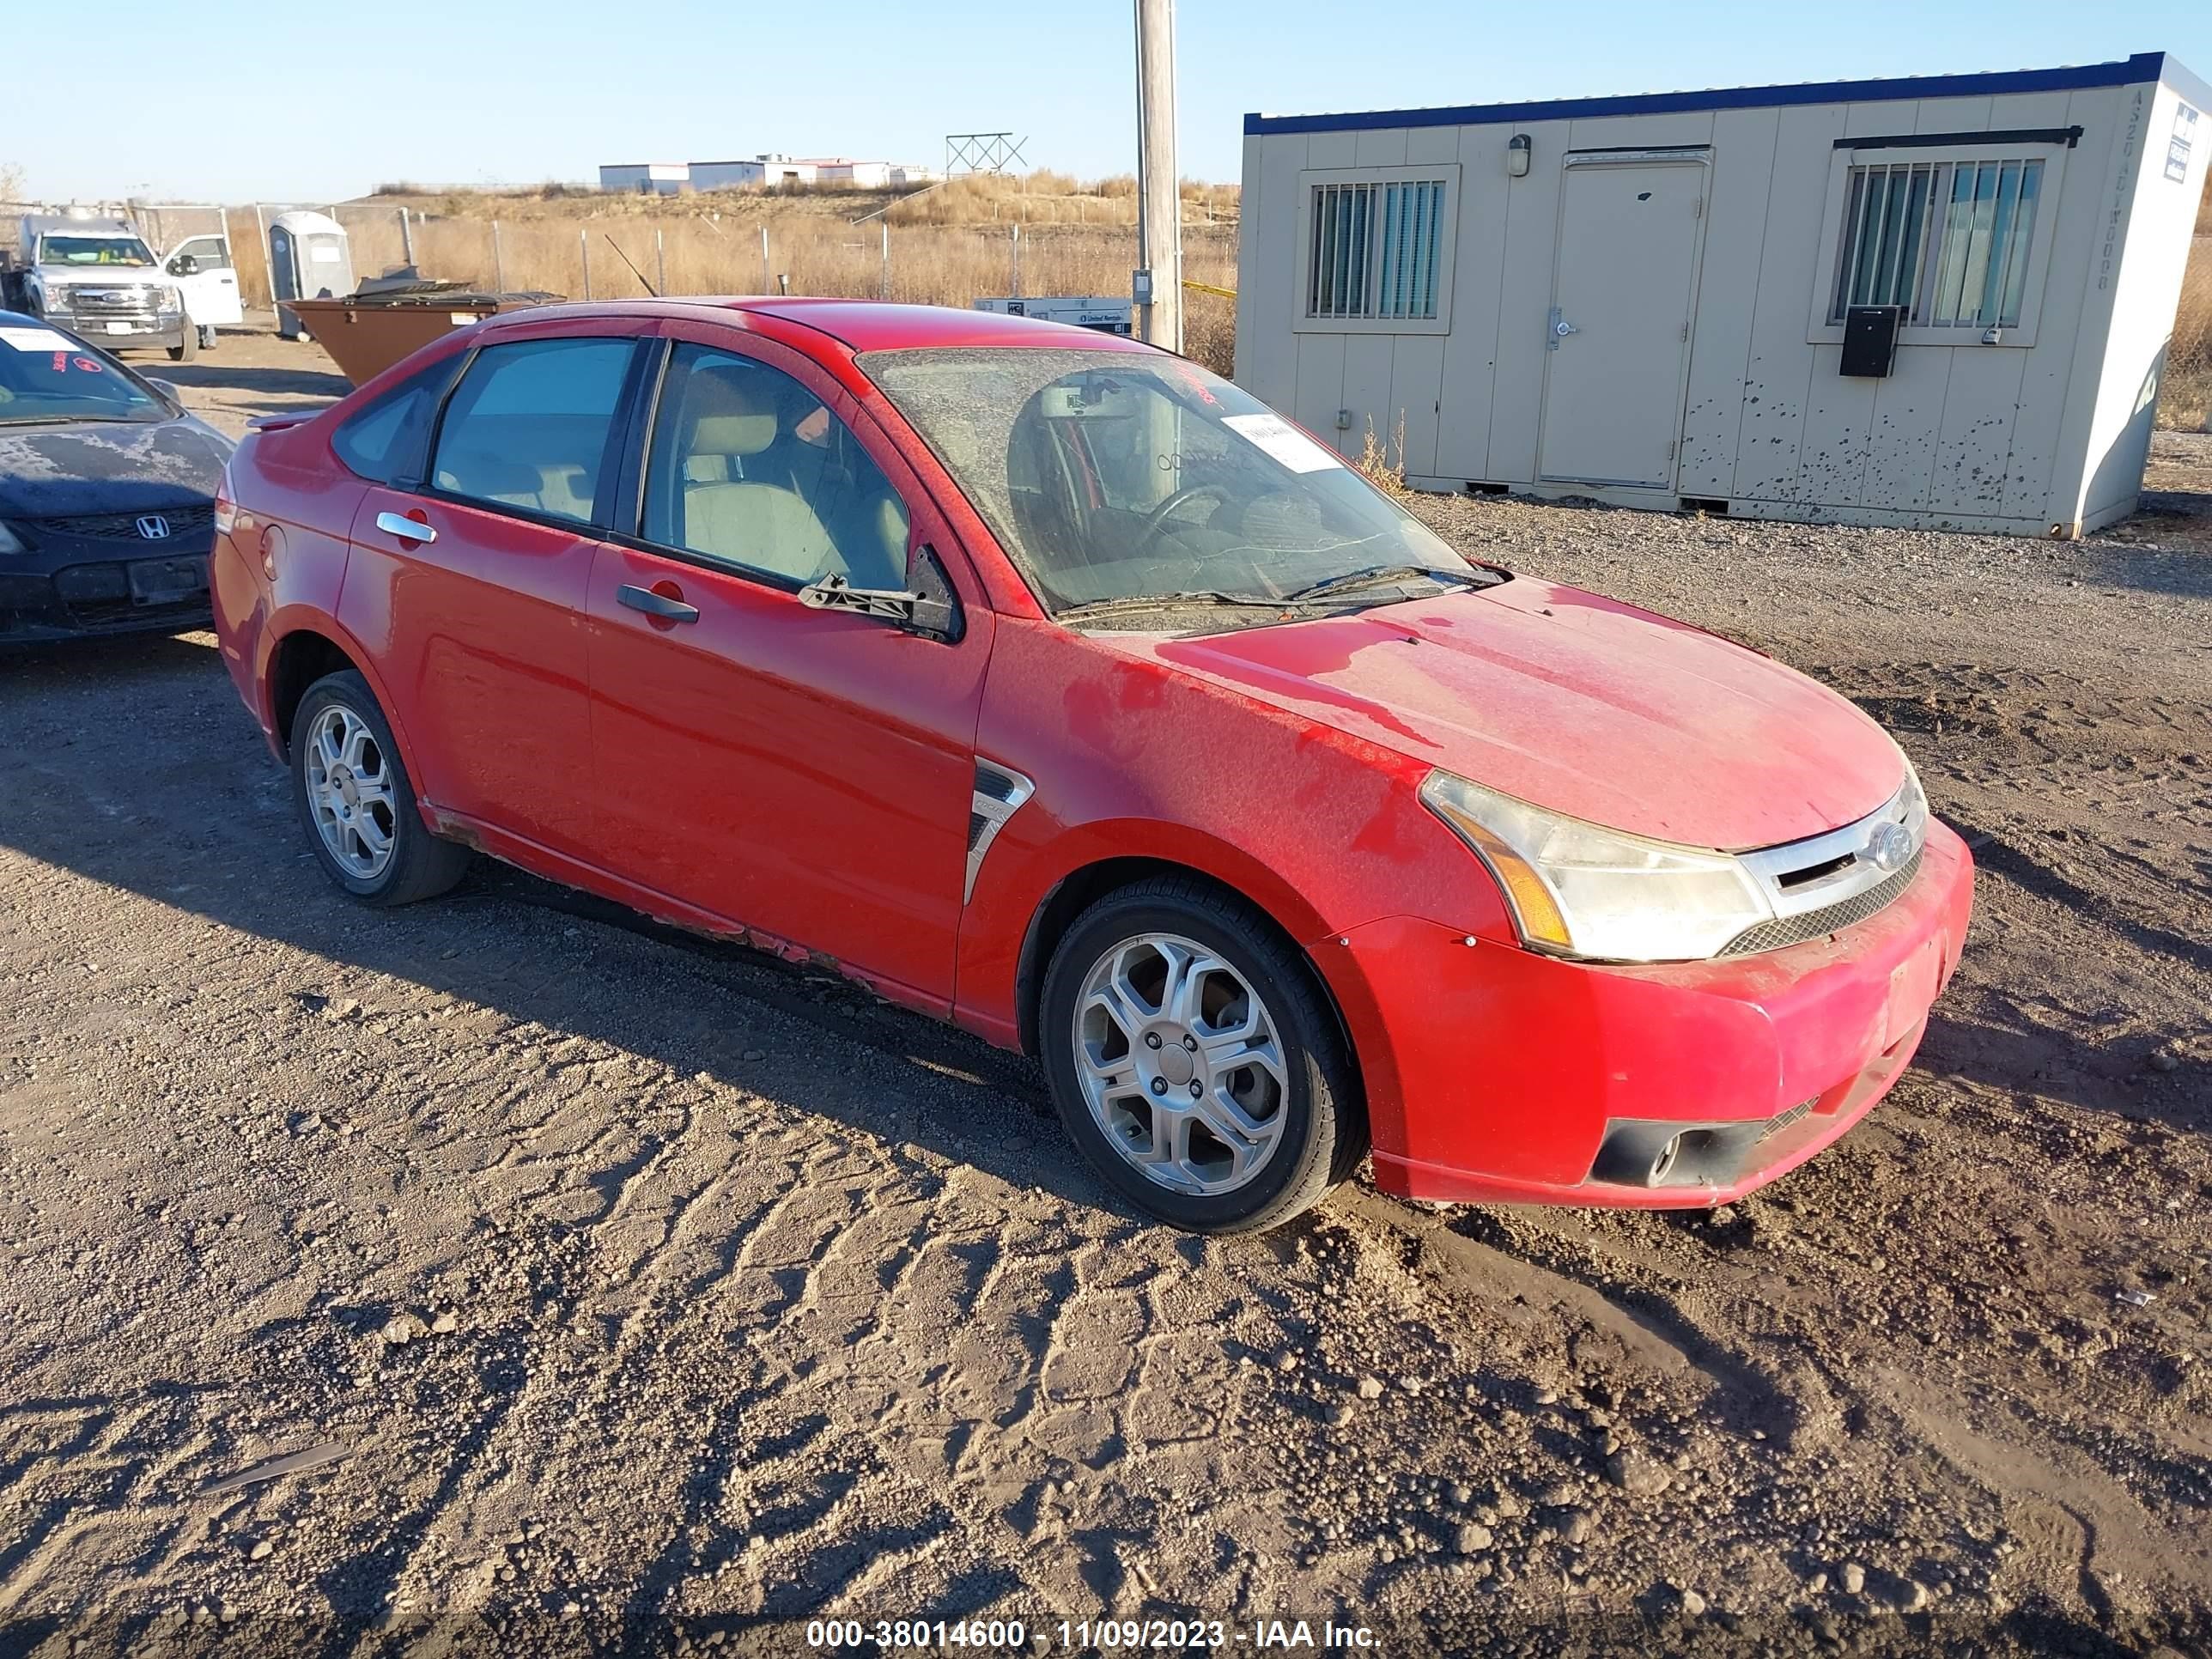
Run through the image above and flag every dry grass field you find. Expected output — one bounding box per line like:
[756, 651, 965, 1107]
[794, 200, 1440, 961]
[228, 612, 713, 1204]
[2166, 202, 2211, 430]
[218, 174, 1244, 374]
[188, 174, 2212, 417]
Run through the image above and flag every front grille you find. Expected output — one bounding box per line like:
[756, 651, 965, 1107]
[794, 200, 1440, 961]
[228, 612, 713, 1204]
[61, 285, 160, 312]
[22, 505, 215, 544]
[1718, 851, 1922, 957]
[1760, 1098, 1816, 1141]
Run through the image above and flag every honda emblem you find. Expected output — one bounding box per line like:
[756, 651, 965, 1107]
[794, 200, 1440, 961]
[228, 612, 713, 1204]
[135, 515, 170, 540]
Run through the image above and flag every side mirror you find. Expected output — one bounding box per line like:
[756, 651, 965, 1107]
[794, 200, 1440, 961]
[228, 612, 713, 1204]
[797, 547, 965, 643]
[147, 379, 182, 404]
[169, 253, 198, 276]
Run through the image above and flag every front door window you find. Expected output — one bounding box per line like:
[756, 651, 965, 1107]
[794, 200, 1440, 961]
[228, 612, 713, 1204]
[641, 343, 911, 588]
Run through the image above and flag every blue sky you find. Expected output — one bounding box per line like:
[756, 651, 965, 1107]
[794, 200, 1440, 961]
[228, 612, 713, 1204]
[6, 0, 2208, 202]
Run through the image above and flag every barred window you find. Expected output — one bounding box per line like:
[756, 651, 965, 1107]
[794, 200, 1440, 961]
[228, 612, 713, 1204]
[1831, 157, 2044, 329]
[1307, 179, 1447, 320]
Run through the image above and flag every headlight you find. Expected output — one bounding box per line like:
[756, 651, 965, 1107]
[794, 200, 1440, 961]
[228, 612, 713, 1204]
[37, 287, 71, 314]
[1895, 757, 1929, 836]
[157, 288, 183, 313]
[0, 521, 25, 556]
[1419, 771, 1774, 963]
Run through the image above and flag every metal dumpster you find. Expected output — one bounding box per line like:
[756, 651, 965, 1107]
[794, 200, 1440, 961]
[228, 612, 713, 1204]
[289, 287, 558, 386]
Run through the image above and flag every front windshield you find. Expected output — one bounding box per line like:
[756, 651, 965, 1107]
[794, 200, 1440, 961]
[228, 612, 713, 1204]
[0, 327, 165, 424]
[857, 346, 1485, 616]
[38, 235, 157, 267]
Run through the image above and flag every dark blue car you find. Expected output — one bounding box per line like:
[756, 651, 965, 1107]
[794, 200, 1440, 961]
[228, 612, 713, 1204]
[0, 310, 233, 642]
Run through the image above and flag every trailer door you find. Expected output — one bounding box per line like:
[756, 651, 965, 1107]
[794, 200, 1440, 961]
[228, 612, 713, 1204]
[1537, 153, 1708, 490]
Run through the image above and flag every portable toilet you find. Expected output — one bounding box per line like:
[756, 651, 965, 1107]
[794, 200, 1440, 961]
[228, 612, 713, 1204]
[267, 210, 354, 341]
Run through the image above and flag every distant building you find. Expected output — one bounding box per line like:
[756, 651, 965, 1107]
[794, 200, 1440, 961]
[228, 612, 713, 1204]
[629, 155, 942, 193]
[599, 162, 690, 195]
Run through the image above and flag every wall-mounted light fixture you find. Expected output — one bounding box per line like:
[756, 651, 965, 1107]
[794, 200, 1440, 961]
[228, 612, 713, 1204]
[1507, 134, 1532, 178]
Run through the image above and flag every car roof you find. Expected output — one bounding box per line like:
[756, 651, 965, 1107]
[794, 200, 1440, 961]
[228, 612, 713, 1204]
[476, 297, 1155, 356]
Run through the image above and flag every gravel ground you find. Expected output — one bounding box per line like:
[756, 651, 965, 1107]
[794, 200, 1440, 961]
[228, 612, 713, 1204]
[2, 319, 2209, 1658]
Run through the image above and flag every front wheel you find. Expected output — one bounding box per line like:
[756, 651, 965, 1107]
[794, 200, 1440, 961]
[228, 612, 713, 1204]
[1040, 878, 1366, 1234]
[167, 321, 198, 362]
[291, 670, 470, 906]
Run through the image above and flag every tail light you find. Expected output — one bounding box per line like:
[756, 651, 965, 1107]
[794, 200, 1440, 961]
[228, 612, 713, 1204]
[212, 465, 236, 536]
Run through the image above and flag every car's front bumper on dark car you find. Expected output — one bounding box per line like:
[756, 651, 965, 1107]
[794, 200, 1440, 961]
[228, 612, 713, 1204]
[1, 514, 216, 641]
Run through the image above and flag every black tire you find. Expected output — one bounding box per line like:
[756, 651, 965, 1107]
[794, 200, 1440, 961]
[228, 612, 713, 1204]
[1039, 875, 1367, 1234]
[167, 320, 198, 362]
[290, 670, 470, 907]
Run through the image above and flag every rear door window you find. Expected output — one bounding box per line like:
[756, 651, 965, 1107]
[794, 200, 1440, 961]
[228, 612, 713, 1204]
[331, 357, 461, 483]
[430, 337, 636, 526]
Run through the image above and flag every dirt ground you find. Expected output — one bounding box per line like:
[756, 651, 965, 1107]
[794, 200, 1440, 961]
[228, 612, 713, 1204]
[3, 318, 2209, 1658]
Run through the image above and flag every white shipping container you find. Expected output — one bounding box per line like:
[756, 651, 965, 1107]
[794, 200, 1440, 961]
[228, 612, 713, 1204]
[975, 296, 1134, 335]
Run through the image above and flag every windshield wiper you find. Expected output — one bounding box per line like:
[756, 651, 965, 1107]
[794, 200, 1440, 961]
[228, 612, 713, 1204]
[0, 415, 149, 428]
[1056, 590, 1301, 623]
[1279, 563, 1484, 603]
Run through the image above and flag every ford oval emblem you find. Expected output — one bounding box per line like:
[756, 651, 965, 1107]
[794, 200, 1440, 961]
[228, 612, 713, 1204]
[1867, 821, 1913, 873]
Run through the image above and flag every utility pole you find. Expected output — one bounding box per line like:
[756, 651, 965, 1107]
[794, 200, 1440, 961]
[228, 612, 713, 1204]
[1133, 0, 1182, 352]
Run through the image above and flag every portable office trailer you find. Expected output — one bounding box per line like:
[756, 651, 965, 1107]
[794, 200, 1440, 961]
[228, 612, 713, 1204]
[1235, 52, 2208, 537]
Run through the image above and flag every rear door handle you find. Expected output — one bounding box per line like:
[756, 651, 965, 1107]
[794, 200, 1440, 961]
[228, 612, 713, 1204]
[616, 583, 700, 623]
[374, 510, 435, 545]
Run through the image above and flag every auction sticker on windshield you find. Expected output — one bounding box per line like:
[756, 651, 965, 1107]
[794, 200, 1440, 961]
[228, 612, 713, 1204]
[1222, 410, 1344, 474]
[0, 326, 76, 353]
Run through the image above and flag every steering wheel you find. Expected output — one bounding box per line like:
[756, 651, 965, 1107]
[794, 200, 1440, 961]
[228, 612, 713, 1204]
[1132, 482, 1234, 558]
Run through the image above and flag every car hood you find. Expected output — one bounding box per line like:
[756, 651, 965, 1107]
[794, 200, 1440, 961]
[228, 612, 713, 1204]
[0, 416, 230, 517]
[1127, 578, 1905, 851]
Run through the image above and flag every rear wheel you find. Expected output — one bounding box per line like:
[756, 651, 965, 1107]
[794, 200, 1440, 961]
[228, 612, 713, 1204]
[1040, 877, 1365, 1234]
[291, 671, 469, 906]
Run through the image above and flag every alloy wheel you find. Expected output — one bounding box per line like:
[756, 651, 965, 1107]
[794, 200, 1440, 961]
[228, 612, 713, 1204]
[1071, 932, 1290, 1196]
[302, 702, 398, 880]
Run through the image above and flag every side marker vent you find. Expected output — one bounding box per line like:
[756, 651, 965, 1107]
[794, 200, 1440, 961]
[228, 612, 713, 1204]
[964, 760, 1036, 903]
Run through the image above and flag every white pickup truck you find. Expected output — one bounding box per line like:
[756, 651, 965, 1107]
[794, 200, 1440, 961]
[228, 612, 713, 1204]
[0, 215, 224, 359]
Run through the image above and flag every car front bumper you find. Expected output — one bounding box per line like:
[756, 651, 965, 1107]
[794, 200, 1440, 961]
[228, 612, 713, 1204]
[1322, 817, 1975, 1207]
[0, 547, 214, 641]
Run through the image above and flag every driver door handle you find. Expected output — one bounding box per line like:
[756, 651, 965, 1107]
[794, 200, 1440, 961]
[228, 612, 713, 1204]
[617, 584, 700, 623]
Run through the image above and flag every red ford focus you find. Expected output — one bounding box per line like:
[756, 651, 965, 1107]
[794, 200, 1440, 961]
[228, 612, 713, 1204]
[211, 299, 1972, 1233]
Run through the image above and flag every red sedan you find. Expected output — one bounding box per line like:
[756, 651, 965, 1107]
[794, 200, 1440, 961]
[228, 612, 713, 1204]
[211, 299, 1973, 1234]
